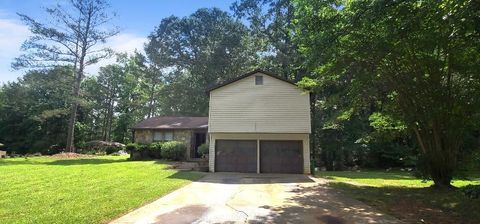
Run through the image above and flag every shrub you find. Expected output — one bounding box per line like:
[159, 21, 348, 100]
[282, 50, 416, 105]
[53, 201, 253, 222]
[150, 142, 163, 158]
[197, 143, 209, 157]
[125, 143, 139, 151]
[460, 185, 480, 199]
[150, 142, 163, 151]
[137, 144, 151, 158]
[126, 143, 142, 160]
[161, 141, 186, 161]
[137, 144, 150, 151]
[105, 145, 119, 155]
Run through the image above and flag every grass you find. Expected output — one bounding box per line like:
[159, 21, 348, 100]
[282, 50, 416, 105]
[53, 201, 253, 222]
[317, 170, 480, 224]
[0, 156, 205, 224]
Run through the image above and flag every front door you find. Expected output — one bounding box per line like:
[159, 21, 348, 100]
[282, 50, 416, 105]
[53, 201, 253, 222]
[192, 132, 206, 158]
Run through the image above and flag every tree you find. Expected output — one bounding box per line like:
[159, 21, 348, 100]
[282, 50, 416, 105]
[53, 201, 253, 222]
[13, 0, 119, 152]
[0, 67, 73, 154]
[231, 0, 304, 80]
[145, 8, 254, 116]
[294, 0, 480, 187]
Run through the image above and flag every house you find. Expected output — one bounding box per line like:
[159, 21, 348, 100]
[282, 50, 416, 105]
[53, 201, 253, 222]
[131, 116, 208, 159]
[132, 70, 311, 174]
[207, 70, 311, 174]
[0, 150, 6, 158]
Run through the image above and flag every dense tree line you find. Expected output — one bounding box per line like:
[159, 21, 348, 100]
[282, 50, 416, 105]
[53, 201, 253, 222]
[0, 0, 478, 187]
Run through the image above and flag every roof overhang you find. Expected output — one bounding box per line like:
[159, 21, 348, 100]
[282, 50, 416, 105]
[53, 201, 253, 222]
[206, 69, 297, 94]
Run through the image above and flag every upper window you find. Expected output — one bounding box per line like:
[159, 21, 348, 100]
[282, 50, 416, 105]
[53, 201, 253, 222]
[153, 131, 174, 141]
[255, 75, 263, 85]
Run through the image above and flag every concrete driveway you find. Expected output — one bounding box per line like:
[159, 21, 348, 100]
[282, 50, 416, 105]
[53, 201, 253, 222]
[111, 173, 400, 224]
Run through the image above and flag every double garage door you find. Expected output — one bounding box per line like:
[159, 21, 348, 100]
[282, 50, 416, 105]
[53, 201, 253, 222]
[215, 140, 303, 174]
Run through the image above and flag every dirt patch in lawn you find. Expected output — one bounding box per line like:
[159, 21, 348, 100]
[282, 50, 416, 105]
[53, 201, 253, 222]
[50, 153, 95, 159]
[329, 182, 479, 224]
[386, 198, 458, 224]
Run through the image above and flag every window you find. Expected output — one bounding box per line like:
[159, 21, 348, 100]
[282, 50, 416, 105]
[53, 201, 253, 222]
[164, 132, 173, 140]
[255, 75, 263, 85]
[153, 131, 174, 141]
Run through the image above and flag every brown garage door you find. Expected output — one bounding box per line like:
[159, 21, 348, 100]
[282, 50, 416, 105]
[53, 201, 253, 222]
[215, 140, 257, 173]
[260, 140, 303, 174]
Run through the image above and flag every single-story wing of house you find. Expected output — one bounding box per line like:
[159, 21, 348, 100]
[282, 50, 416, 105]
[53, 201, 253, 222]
[131, 116, 208, 159]
[132, 69, 311, 174]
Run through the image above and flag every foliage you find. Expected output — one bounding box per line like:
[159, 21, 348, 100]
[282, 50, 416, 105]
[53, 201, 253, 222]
[13, 0, 119, 152]
[0, 156, 204, 224]
[232, 0, 304, 79]
[161, 141, 186, 161]
[460, 185, 480, 199]
[125, 143, 139, 151]
[0, 67, 72, 154]
[150, 142, 163, 151]
[197, 143, 209, 157]
[145, 8, 255, 115]
[294, 0, 480, 187]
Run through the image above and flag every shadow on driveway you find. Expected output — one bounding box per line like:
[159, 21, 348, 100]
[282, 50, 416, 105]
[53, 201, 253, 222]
[194, 172, 315, 184]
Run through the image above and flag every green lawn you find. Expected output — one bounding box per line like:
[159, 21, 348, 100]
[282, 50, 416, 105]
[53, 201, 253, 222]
[0, 156, 205, 224]
[317, 171, 480, 224]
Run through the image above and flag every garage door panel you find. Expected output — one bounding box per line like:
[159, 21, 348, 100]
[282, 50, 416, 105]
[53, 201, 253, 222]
[215, 140, 257, 173]
[260, 140, 303, 174]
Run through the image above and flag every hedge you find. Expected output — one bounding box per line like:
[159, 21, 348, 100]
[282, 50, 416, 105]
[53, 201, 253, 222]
[126, 141, 186, 161]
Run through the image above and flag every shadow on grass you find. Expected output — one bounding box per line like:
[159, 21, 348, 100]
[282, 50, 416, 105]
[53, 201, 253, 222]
[318, 171, 417, 180]
[47, 158, 132, 165]
[328, 182, 480, 224]
[1, 157, 134, 166]
[166, 170, 206, 182]
[0, 159, 45, 166]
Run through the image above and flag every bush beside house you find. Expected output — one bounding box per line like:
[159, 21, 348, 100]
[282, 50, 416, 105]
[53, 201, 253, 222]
[126, 141, 187, 161]
[161, 141, 186, 161]
[198, 143, 209, 158]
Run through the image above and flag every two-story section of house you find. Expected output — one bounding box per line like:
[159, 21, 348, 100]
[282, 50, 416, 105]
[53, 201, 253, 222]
[207, 70, 311, 174]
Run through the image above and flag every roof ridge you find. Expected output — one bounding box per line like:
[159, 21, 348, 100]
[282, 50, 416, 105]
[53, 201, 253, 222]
[206, 69, 297, 93]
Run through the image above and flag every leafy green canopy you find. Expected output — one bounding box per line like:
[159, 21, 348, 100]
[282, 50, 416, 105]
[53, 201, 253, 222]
[145, 8, 256, 115]
[294, 0, 480, 187]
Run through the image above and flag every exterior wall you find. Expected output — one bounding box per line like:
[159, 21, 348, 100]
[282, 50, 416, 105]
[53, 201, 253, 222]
[208, 133, 310, 174]
[134, 129, 153, 144]
[173, 129, 193, 159]
[208, 73, 311, 133]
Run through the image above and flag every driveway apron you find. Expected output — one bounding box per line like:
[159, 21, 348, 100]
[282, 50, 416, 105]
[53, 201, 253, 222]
[110, 173, 401, 224]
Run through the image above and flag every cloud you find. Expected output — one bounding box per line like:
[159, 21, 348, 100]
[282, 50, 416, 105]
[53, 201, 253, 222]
[0, 16, 30, 83]
[0, 18, 147, 83]
[85, 33, 147, 76]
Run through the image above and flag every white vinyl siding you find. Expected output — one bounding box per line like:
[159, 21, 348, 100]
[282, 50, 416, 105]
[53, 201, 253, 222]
[208, 72, 311, 133]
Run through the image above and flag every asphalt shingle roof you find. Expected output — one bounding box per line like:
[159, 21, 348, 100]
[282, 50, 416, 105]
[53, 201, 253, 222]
[132, 116, 208, 129]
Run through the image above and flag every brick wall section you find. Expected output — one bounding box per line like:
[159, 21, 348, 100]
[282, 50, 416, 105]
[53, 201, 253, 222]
[134, 130, 153, 144]
[173, 129, 192, 159]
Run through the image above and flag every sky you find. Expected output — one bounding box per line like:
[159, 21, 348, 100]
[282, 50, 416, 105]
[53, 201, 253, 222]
[0, 0, 235, 84]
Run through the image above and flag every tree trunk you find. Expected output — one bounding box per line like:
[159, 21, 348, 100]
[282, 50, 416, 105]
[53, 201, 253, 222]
[414, 125, 456, 189]
[65, 71, 82, 152]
